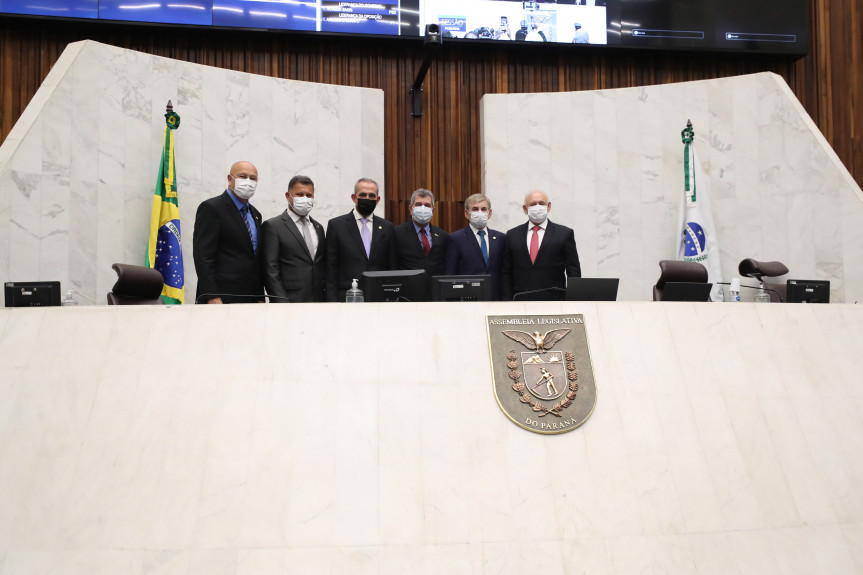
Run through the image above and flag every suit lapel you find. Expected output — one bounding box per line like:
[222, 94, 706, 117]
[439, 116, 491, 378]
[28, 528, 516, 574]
[464, 226, 488, 270]
[535, 221, 555, 264]
[515, 223, 533, 265]
[368, 216, 386, 261]
[282, 211, 313, 261]
[429, 225, 445, 256]
[488, 230, 503, 264]
[311, 217, 326, 263]
[222, 191, 255, 254]
[346, 212, 369, 261]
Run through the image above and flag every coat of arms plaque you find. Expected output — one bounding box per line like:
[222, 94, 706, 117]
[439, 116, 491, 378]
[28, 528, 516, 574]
[487, 314, 597, 434]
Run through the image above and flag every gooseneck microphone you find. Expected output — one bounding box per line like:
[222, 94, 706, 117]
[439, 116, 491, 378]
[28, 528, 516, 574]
[195, 293, 292, 304]
[714, 282, 784, 303]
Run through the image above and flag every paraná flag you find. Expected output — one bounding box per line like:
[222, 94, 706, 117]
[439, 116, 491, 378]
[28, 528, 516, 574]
[677, 121, 723, 301]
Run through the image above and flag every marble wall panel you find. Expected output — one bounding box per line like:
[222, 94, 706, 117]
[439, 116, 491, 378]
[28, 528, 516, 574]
[481, 72, 863, 302]
[0, 40, 385, 304]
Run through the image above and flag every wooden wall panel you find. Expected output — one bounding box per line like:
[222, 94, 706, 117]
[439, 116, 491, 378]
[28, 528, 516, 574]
[1, 0, 860, 231]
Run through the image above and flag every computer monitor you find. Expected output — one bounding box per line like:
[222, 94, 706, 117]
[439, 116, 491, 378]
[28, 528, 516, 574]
[430, 275, 492, 302]
[786, 279, 830, 303]
[362, 270, 429, 302]
[661, 282, 713, 302]
[4, 281, 62, 307]
[565, 277, 620, 301]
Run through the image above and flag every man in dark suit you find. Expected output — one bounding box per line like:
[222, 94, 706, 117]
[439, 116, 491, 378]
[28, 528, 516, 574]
[261, 175, 326, 302]
[325, 177, 397, 302]
[444, 193, 506, 300]
[501, 190, 581, 301]
[394, 188, 449, 277]
[193, 160, 264, 304]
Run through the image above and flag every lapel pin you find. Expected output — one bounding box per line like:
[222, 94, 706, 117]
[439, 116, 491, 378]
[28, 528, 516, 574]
[378, 225, 383, 230]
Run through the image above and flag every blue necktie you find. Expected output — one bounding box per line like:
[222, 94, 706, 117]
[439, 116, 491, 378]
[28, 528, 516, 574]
[240, 205, 255, 252]
[479, 229, 488, 264]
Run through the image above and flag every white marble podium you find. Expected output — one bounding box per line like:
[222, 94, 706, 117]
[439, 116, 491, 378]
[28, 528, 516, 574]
[2, 302, 862, 573]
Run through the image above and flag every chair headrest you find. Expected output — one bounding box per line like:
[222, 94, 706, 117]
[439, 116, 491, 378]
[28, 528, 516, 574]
[738, 258, 789, 279]
[656, 260, 708, 289]
[110, 263, 165, 300]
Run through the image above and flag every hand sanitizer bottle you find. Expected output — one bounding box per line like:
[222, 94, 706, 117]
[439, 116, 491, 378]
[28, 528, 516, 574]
[728, 278, 741, 302]
[346, 279, 364, 303]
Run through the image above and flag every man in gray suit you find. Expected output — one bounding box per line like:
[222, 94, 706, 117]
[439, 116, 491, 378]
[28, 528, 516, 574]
[261, 175, 327, 302]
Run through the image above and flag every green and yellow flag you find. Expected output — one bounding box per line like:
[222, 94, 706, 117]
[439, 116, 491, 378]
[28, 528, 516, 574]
[145, 103, 184, 304]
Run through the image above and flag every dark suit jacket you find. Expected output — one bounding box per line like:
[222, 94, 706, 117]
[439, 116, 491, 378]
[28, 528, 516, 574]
[444, 225, 506, 300]
[193, 190, 264, 303]
[325, 211, 397, 302]
[394, 221, 449, 277]
[501, 220, 581, 301]
[261, 209, 327, 303]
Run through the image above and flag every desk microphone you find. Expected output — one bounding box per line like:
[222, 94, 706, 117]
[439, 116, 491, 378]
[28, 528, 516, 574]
[512, 287, 566, 301]
[195, 293, 292, 304]
[714, 282, 784, 303]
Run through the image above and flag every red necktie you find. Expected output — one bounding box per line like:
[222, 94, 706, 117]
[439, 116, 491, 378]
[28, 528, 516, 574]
[421, 227, 430, 255]
[530, 225, 540, 264]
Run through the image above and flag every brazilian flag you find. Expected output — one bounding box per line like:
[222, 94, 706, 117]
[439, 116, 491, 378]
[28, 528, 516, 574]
[145, 106, 184, 304]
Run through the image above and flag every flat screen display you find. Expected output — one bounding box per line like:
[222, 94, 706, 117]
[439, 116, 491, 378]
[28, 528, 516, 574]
[0, 0, 808, 54]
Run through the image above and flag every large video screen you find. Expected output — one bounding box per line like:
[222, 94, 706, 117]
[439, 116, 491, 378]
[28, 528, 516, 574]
[0, 0, 809, 54]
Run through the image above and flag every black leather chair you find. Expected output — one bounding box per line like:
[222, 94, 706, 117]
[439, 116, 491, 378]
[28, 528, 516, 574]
[653, 260, 708, 301]
[738, 258, 789, 302]
[107, 263, 165, 305]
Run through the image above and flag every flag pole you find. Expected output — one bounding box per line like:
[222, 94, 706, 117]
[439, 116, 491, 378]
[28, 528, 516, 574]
[145, 101, 185, 304]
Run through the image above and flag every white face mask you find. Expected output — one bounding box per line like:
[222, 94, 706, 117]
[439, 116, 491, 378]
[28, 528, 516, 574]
[527, 205, 548, 225]
[291, 196, 314, 217]
[469, 211, 489, 229]
[412, 205, 433, 225]
[232, 177, 257, 200]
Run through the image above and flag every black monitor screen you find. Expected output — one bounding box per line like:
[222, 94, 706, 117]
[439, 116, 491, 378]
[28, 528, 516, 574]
[4, 281, 62, 307]
[431, 274, 491, 302]
[363, 269, 429, 302]
[786, 279, 830, 304]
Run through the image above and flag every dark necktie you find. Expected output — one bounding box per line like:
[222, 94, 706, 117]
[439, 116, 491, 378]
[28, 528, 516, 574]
[478, 230, 488, 264]
[421, 227, 430, 256]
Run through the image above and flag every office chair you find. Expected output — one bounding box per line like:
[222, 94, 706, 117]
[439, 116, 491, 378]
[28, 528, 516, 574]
[738, 258, 789, 302]
[653, 260, 708, 301]
[107, 263, 165, 305]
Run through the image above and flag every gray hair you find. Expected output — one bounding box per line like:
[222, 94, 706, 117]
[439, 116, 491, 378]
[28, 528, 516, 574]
[410, 188, 435, 206]
[354, 177, 379, 195]
[464, 193, 491, 211]
[524, 190, 549, 205]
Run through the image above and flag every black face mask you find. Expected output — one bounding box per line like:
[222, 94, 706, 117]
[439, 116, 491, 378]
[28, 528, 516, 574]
[356, 198, 377, 217]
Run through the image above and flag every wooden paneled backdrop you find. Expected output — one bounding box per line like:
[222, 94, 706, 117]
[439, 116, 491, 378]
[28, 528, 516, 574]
[1, 1, 860, 230]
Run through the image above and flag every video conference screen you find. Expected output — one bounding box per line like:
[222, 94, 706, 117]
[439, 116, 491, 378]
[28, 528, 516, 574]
[0, 0, 808, 54]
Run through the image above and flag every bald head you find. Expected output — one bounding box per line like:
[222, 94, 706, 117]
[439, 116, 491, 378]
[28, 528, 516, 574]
[229, 161, 258, 181]
[522, 190, 550, 213]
